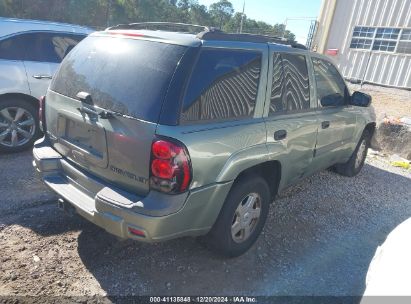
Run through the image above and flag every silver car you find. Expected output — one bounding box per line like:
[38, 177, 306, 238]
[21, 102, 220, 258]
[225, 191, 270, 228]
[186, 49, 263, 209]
[0, 17, 92, 152]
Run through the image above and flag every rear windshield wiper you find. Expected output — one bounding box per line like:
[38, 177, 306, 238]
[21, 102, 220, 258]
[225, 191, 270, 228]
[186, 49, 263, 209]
[76, 91, 120, 119]
[77, 106, 120, 120]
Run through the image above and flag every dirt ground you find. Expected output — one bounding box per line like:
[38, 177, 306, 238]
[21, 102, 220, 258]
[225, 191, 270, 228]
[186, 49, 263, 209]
[349, 84, 411, 121]
[1, 150, 410, 298]
[349, 84, 411, 159]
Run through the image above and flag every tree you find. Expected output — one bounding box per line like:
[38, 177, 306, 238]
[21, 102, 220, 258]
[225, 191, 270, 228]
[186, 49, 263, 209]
[177, 0, 191, 10]
[209, 0, 234, 29]
[0, 0, 297, 42]
[189, 3, 212, 26]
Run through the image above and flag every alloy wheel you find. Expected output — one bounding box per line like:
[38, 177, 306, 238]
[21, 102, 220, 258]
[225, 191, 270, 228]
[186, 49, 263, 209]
[0, 107, 36, 148]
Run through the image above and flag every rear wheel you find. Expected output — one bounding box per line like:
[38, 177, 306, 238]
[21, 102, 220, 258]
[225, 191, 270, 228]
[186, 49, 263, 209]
[204, 175, 270, 257]
[334, 130, 371, 177]
[0, 98, 40, 153]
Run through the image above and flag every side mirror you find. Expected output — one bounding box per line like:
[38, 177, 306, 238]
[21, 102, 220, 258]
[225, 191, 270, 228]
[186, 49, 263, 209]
[351, 91, 372, 107]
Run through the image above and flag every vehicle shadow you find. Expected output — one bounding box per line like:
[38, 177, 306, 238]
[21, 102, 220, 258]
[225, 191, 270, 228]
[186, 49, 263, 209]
[2, 160, 410, 297]
[73, 163, 411, 297]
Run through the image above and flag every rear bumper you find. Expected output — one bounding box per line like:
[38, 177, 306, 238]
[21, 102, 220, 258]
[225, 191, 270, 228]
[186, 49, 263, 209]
[33, 137, 232, 242]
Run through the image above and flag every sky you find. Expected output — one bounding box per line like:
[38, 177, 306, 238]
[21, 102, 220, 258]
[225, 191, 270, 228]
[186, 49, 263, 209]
[198, 0, 323, 43]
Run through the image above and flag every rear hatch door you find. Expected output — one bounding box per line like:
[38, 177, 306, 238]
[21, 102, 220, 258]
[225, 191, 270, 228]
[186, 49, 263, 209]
[45, 34, 188, 196]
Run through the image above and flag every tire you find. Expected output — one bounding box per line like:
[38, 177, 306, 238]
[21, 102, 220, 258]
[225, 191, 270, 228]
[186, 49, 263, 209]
[0, 98, 40, 153]
[334, 130, 371, 177]
[203, 175, 271, 258]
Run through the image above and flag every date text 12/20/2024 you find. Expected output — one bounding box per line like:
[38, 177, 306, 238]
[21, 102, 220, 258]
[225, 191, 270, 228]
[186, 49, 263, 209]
[149, 297, 257, 303]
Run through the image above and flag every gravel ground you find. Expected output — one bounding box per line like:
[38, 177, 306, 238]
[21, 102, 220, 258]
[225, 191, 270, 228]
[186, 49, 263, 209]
[0, 151, 57, 214]
[0, 151, 410, 297]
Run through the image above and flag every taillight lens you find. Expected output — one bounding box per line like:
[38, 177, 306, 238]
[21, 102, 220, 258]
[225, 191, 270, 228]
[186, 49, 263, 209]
[151, 159, 175, 179]
[150, 138, 192, 194]
[39, 96, 46, 131]
[152, 140, 176, 159]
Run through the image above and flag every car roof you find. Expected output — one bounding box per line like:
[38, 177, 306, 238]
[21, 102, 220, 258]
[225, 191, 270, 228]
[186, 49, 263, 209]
[103, 23, 308, 49]
[94, 30, 202, 47]
[96, 29, 309, 53]
[0, 17, 94, 38]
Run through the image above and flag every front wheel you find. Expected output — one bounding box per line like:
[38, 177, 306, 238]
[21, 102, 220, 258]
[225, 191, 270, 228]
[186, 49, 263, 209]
[203, 175, 270, 257]
[334, 130, 371, 177]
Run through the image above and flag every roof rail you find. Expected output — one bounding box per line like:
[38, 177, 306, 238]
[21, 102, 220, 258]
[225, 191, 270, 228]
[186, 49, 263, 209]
[106, 22, 212, 34]
[105, 22, 307, 49]
[197, 31, 307, 50]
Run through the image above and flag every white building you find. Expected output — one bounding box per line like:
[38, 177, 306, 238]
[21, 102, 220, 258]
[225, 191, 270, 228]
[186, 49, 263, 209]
[313, 0, 411, 88]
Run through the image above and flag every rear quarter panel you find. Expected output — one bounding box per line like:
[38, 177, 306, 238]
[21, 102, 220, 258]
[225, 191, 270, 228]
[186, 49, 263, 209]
[156, 118, 268, 189]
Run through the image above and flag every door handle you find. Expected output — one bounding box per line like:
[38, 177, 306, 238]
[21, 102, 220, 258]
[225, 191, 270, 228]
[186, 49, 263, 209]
[322, 121, 330, 129]
[274, 129, 287, 141]
[32, 75, 52, 80]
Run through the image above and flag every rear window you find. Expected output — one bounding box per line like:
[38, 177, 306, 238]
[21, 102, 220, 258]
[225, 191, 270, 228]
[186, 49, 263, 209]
[51, 35, 187, 122]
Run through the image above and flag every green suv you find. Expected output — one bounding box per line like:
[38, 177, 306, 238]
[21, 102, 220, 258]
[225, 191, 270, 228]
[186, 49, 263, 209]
[33, 23, 375, 257]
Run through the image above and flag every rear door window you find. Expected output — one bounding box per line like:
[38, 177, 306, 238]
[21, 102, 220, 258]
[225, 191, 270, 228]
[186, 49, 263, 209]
[0, 32, 85, 63]
[269, 53, 311, 114]
[181, 48, 262, 123]
[281, 53, 310, 111]
[50, 36, 187, 122]
[269, 53, 285, 114]
[24, 32, 85, 63]
[0, 35, 26, 60]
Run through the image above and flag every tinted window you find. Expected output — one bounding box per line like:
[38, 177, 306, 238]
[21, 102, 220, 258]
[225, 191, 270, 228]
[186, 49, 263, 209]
[0, 35, 26, 60]
[375, 28, 400, 40]
[281, 53, 310, 111]
[51, 36, 186, 122]
[350, 38, 372, 50]
[181, 49, 262, 122]
[352, 26, 375, 38]
[269, 53, 285, 114]
[0, 32, 84, 63]
[24, 33, 85, 63]
[312, 57, 348, 107]
[372, 40, 396, 52]
[397, 41, 411, 54]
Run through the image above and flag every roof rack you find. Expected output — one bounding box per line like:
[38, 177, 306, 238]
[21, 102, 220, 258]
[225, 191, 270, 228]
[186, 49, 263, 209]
[106, 22, 212, 34]
[105, 22, 307, 50]
[197, 31, 307, 50]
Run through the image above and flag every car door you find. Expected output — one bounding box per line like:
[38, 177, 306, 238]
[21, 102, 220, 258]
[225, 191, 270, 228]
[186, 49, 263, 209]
[21, 32, 85, 99]
[309, 55, 358, 171]
[0, 33, 31, 95]
[264, 50, 319, 188]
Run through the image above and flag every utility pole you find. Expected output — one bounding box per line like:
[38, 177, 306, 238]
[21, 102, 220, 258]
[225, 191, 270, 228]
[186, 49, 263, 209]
[282, 18, 288, 38]
[106, 0, 112, 28]
[239, 0, 245, 33]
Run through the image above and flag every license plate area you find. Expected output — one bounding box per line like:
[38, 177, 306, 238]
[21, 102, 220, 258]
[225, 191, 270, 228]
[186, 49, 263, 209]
[55, 115, 108, 169]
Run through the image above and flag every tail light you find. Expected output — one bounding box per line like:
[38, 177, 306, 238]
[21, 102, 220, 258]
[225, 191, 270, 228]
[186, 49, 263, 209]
[150, 138, 192, 194]
[39, 96, 46, 132]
